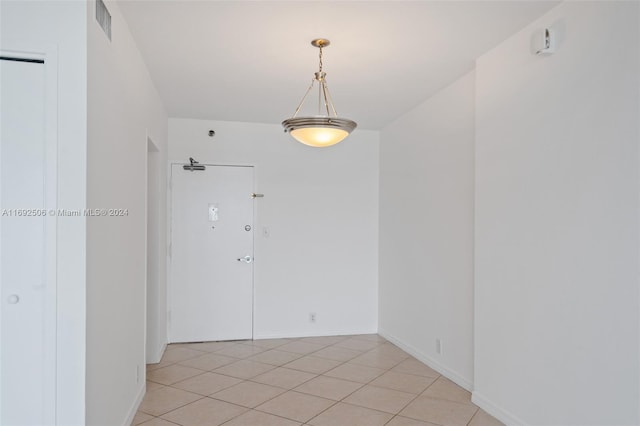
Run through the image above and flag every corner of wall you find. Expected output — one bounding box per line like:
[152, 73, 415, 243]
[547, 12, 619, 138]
[379, 329, 473, 391]
[471, 391, 526, 426]
[378, 70, 476, 394]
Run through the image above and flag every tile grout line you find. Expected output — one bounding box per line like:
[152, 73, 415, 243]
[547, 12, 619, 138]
[466, 409, 480, 426]
[394, 376, 480, 426]
[218, 409, 304, 426]
[138, 337, 357, 424]
[203, 345, 366, 425]
[296, 340, 417, 425]
[141, 347, 264, 422]
[139, 335, 486, 426]
[252, 390, 340, 424]
[380, 369, 444, 426]
[137, 394, 208, 420]
[142, 336, 385, 423]
[157, 393, 249, 424]
[221, 338, 389, 425]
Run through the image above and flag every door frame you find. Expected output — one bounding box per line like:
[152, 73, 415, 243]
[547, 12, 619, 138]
[145, 136, 166, 364]
[0, 45, 58, 423]
[166, 162, 256, 343]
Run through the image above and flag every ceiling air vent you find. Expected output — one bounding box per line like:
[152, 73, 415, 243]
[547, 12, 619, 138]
[96, 0, 112, 41]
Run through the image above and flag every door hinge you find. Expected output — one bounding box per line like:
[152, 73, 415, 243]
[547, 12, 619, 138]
[168, 242, 172, 258]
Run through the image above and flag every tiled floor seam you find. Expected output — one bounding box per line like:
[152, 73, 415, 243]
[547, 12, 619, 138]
[290, 392, 340, 425]
[298, 365, 411, 426]
[138, 394, 207, 418]
[371, 381, 425, 418]
[306, 401, 397, 426]
[137, 336, 499, 426]
[252, 390, 340, 424]
[279, 346, 360, 376]
[242, 341, 404, 409]
[162, 395, 249, 424]
[373, 373, 445, 426]
[466, 408, 481, 426]
[397, 387, 479, 426]
[207, 384, 285, 409]
[307, 339, 391, 368]
[219, 410, 302, 426]
[383, 414, 399, 425]
[409, 374, 481, 424]
[202, 368, 266, 382]
[246, 370, 319, 390]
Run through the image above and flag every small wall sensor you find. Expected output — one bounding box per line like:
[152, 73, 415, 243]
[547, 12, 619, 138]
[534, 28, 555, 56]
[208, 130, 215, 137]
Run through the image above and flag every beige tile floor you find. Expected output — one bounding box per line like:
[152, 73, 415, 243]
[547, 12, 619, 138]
[133, 335, 504, 426]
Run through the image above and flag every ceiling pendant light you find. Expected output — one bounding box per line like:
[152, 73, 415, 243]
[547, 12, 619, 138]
[282, 39, 357, 148]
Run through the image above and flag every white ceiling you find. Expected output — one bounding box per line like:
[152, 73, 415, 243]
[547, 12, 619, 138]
[118, 0, 559, 130]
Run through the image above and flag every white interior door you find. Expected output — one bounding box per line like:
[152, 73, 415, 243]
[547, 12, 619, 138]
[0, 56, 55, 425]
[170, 164, 254, 342]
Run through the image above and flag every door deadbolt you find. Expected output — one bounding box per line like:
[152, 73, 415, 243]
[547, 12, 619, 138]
[245, 225, 251, 231]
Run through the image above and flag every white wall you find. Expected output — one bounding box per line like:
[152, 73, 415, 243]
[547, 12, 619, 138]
[378, 72, 476, 389]
[168, 119, 379, 339]
[474, 2, 639, 425]
[1, 1, 87, 424]
[146, 139, 167, 364]
[86, 0, 168, 424]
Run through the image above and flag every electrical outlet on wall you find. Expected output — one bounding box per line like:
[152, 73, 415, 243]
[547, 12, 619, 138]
[436, 338, 442, 355]
[309, 312, 317, 323]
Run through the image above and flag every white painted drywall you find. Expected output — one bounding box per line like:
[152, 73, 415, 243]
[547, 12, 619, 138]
[146, 139, 167, 364]
[86, 0, 168, 424]
[474, 2, 639, 424]
[1, 1, 87, 424]
[168, 119, 379, 338]
[378, 72, 475, 389]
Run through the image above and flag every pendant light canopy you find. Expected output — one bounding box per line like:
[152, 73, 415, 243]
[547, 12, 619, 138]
[282, 39, 357, 148]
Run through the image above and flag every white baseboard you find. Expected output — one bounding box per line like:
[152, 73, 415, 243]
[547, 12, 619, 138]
[253, 329, 378, 340]
[378, 329, 526, 426]
[123, 382, 146, 426]
[378, 328, 473, 391]
[471, 391, 526, 426]
[147, 341, 167, 364]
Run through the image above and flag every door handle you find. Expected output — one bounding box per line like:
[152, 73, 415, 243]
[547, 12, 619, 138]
[237, 256, 253, 263]
[6, 294, 19, 304]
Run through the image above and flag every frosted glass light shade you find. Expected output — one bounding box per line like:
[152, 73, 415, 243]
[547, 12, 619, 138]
[282, 117, 357, 148]
[290, 127, 349, 147]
